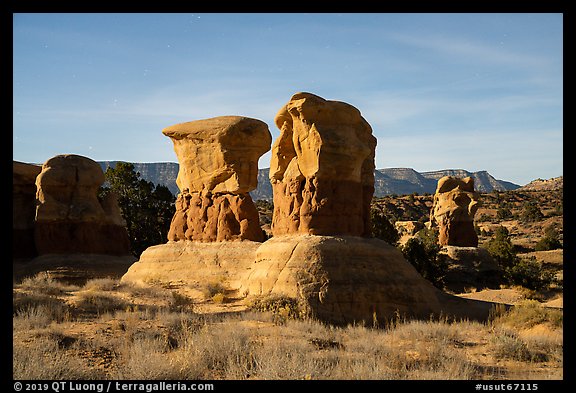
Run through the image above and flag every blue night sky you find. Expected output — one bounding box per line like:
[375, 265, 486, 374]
[13, 13, 562, 186]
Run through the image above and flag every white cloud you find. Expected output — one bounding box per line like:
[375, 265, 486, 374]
[389, 33, 552, 70]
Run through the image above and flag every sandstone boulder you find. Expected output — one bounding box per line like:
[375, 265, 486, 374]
[242, 235, 494, 324]
[394, 220, 424, 236]
[429, 176, 480, 247]
[34, 154, 131, 255]
[440, 246, 505, 293]
[121, 240, 261, 297]
[162, 116, 271, 194]
[13, 161, 42, 258]
[270, 92, 377, 237]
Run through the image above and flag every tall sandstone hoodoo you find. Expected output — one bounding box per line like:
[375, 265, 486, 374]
[270, 92, 377, 237]
[429, 176, 480, 247]
[121, 116, 272, 290]
[163, 116, 272, 242]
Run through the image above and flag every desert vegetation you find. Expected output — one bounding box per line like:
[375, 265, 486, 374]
[369, 188, 563, 294]
[13, 274, 562, 380]
[99, 162, 175, 257]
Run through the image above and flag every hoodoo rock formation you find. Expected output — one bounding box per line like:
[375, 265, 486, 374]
[122, 116, 272, 290]
[270, 92, 377, 237]
[429, 176, 480, 247]
[34, 154, 131, 255]
[13, 155, 134, 283]
[163, 116, 272, 242]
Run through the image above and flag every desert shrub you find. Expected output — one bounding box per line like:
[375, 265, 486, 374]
[247, 294, 306, 323]
[496, 206, 513, 220]
[13, 290, 73, 325]
[75, 290, 129, 315]
[400, 228, 447, 288]
[535, 226, 562, 251]
[83, 277, 118, 291]
[492, 328, 548, 362]
[507, 257, 556, 291]
[169, 291, 195, 312]
[492, 299, 563, 330]
[13, 335, 102, 379]
[201, 278, 228, 300]
[13, 303, 73, 329]
[485, 226, 517, 268]
[112, 335, 181, 379]
[370, 208, 399, 245]
[19, 273, 77, 295]
[520, 201, 544, 223]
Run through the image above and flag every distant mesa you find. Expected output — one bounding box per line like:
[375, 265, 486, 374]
[13, 154, 135, 283]
[97, 162, 521, 200]
[516, 176, 563, 191]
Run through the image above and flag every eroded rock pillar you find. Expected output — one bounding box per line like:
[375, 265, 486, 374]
[269, 92, 377, 237]
[429, 176, 480, 247]
[162, 116, 272, 242]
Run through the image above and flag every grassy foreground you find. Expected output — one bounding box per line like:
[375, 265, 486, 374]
[13, 275, 562, 380]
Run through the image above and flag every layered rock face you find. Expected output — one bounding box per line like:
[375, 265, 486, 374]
[34, 154, 131, 255]
[270, 92, 377, 237]
[163, 116, 271, 242]
[13, 161, 42, 258]
[122, 241, 261, 292]
[429, 176, 480, 247]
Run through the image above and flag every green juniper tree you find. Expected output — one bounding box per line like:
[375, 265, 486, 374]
[99, 162, 175, 257]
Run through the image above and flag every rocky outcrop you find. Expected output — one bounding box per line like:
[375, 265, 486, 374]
[429, 176, 480, 247]
[242, 235, 494, 324]
[439, 246, 504, 293]
[121, 241, 260, 294]
[167, 191, 264, 242]
[163, 116, 271, 242]
[13, 161, 42, 258]
[162, 116, 271, 194]
[122, 95, 499, 325]
[394, 221, 424, 236]
[34, 154, 131, 255]
[269, 92, 377, 237]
